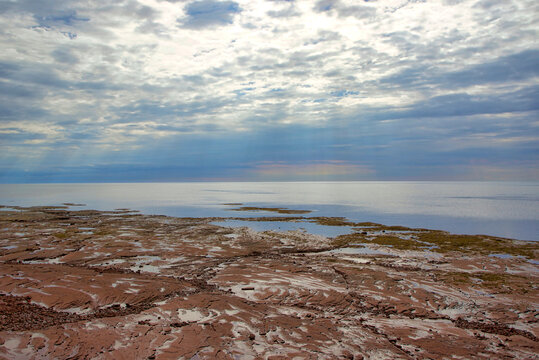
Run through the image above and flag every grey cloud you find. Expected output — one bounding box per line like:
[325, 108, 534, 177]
[473, 0, 508, 9]
[135, 21, 169, 36]
[33, 11, 89, 29]
[124, 2, 170, 36]
[0, 100, 49, 121]
[380, 49, 539, 90]
[317, 30, 341, 41]
[323, 69, 343, 78]
[111, 96, 233, 125]
[0, 57, 133, 93]
[180, 74, 210, 86]
[338, 4, 376, 18]
[384, 0, 426, 13]
[267, 8, 299, 18]
[280, 69, 311, 79]
[314, 0, 376, 19]
[68, 1, 168, 37]
[314, 0, 335, 12]
[0, 132, 49, 147]
[380, 30, 424, 52]
[133, 3, 158, 19]
[83, 1, 161, 22]
[441, 49, 539, 86]
[0, 81, 40, 99]
[0, 57, 130, 127]
[267, 2, 299, 18]
[51, 47, 79, 64]
[305, 30, 341, 45]
[363, 85, 539, 121]
[0, 0, 171, 38]
[0, 0, 90, 34]
[0, 61, 69, 89]
[207, 65, 234, 78]
[0, 0, 78, 17]
[0, 61, 20, 78]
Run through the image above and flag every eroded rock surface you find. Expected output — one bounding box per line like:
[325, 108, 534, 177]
[0, 206, 537, 359]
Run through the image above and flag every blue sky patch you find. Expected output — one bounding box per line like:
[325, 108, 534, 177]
[180, 0, 241, 29]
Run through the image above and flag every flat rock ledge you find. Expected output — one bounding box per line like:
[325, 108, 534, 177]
[0, 207, 537, 359]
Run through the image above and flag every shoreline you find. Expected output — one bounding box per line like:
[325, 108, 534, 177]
[0, 206, 538, 358]
[1, 181, 537, 241]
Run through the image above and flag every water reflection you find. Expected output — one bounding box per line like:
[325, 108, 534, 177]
[212, 219, 353, 238]
[0, 182, 537, 241]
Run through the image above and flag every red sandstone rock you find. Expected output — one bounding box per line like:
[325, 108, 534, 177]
[0, 208, 536, 359]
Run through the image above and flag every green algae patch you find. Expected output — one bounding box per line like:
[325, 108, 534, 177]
[364, 235, 421, 250]
[93, 228, 119, 236]
[379, 225, 413, 231]
[332, 233, 421, 250]
[437, 271, 533, 293]
[331, 233, 365, 247]
[331, 228, 538, 259]
[312, 217, 357, 226]
[311, 217, 388, 228]
[229, 206, 312, 215]
[415, 231, 538, 258]
[229, 216, 306, 222]
[53, 232, 69, 239]
[0, 211, 58, 222]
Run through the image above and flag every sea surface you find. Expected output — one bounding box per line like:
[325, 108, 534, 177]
[0, 182, 537, 241]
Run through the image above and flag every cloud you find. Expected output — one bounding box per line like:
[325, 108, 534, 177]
[380, 49, 539, 90]
[249, 161, 375, 180]
[0, 0, 537, 181]
[266, 0, 300, 18]
[313, 0, 376, 19]
[179, 0, 241, 29]
[34, 11, 89, 28]
[50, 47, 79, 64]
[359, 85, 539, 121]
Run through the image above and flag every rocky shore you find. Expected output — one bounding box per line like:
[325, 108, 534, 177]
[0, 205, 537, 359]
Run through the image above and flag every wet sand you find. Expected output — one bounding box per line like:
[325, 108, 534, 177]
[0, 206, 537, 359]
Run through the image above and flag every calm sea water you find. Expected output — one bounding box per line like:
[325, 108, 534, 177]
[0, 182, 537, 241]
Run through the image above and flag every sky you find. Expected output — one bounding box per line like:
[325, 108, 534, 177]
[0, 0, 538, 182]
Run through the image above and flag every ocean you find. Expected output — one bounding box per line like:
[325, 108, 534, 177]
[0, 181, 537, 241]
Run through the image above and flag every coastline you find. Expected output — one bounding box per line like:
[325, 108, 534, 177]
[1, 181, 537, 241]
[0, 206, 538, 358]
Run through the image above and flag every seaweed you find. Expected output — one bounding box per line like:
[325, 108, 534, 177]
[229, 206, 312, 214]
[438, 271, 533, 293]
[330, 228, 538, 259]
[415, 231, 538, 258]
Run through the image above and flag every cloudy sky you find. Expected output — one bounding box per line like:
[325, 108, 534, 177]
[0, 0, 537, 182]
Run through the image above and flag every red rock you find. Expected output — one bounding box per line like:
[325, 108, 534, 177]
[0, 208, 536, 359]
